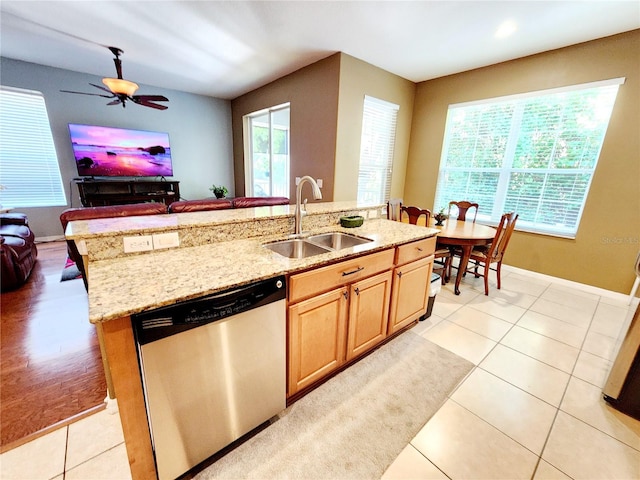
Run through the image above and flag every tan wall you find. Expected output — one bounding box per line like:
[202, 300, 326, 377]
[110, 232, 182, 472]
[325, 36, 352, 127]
[405, 30, 640, 294]
[231, 54, 341, 201]
[334, 54, 416, 201]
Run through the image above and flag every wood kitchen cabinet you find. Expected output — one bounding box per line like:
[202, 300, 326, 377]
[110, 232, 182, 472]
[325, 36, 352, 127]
[286, 237, 437, 397]
[388, 237, 436, 335]
[346, 270, 393, 361]
[287, 249, 395, 396]
[288, 287, 348, 395]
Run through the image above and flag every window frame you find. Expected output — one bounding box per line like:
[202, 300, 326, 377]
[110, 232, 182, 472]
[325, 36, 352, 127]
[434, 78, 624, 238]
[243, 103, 290, 198]
[0, 86, 67, 209]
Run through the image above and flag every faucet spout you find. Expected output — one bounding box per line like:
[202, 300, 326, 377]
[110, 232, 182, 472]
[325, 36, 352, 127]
[294, 176, 322, 235]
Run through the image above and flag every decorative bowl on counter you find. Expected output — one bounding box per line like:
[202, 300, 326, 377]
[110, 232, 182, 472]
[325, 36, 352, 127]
[340, 215, 364, 228]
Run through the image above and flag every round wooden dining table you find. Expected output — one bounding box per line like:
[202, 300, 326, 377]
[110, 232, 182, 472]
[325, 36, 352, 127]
[434, 220, 497, 295]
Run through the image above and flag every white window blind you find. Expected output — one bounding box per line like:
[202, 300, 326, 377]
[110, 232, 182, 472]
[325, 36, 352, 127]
[357, 95, 399, 204]
[0, 86, 66, 208]
[434, 78, 623, 237]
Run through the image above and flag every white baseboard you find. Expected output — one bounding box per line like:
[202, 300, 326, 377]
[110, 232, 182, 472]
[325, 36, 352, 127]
[502, 263, 635, 304]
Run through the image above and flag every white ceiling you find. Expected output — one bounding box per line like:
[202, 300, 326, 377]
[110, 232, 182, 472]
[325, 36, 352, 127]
[1, 1, 639, 100]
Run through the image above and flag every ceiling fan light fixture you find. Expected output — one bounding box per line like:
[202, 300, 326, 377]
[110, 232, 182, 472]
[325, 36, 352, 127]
[102, 77, 139, 96]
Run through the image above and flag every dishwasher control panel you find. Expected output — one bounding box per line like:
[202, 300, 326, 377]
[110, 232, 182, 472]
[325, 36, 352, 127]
[132, 276, 286, 345]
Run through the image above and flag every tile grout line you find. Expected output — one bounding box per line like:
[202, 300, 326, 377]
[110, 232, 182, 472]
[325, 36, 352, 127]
[62, 425, 69, 480]
[529, 284, 608, 480]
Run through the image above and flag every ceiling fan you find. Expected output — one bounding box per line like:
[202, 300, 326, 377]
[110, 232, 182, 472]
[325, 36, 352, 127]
[61, 46, 169, 110]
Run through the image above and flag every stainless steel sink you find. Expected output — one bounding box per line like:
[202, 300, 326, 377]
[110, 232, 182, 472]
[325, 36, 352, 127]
[263, 239, 332, 259]
[307, 232, 373, 250]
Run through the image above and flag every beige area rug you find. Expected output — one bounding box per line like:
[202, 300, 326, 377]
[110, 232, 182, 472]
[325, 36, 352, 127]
[194, 329, 473, 480]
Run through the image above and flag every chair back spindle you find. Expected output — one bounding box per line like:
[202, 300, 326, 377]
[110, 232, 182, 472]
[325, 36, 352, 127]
[465, 211, 518, 295]
[484, 212, 519, 262]
[387, 198, 403, 221]
[401, 206, 431, 226]
[448, 201, 479, 222]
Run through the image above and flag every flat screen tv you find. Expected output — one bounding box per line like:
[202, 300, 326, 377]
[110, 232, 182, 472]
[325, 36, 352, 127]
[69, 123, 173, 177]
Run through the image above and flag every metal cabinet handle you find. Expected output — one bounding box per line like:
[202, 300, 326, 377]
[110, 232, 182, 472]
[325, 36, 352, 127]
[417, 247, 423, 252]
[397, 271, 403, 278]
[354, 287, 360, 296]
[342, 290, 349, 300]
[342, 266, 364, 276]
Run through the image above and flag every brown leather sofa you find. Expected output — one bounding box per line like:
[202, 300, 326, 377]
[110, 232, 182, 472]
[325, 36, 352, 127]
[60, 197, 290, 290]
[1, 213, 38, 291]
[168, 196, 289, 212]
[167, 198, 233, 213]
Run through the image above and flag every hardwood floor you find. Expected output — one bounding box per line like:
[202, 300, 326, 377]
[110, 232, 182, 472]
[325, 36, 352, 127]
[1, 241, 106, 451]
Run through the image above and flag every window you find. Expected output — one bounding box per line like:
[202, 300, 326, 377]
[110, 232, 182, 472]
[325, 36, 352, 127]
[0, 86, 66, 208]
[357, 96, 399, 204]
[244, 104, 290, 197]
[434, 78, 623, 238]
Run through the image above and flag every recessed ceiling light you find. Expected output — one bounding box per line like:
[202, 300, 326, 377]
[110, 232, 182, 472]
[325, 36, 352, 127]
[495, 19, 518, 39]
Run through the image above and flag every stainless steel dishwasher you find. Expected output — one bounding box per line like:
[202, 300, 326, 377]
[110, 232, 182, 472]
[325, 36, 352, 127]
[132, 276, 286, 480]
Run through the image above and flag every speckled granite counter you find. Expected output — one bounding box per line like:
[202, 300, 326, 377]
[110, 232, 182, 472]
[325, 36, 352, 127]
[68, 202, 439, 323]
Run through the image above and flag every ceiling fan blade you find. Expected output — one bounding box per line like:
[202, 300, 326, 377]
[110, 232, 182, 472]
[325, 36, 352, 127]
[134, 99, 168, 110]
[60, 89, 113, 98]
[133, 95, 169, 102]
[131, 95, 169, 110]
[106, 99, 122, 106]
[89, 83, 115, 95]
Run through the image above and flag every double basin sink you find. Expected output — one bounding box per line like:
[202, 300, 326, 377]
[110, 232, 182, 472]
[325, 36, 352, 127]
[264, 232, 373, 259]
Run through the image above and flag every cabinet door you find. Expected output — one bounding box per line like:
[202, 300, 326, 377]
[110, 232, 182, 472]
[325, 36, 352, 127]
[288, 287, 348, 396]
[346, 270, 393, 361]
[388, 255, 433, 335]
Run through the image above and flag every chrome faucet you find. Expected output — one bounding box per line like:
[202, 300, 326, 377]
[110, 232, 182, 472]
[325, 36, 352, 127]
[294, 176, 322, 235]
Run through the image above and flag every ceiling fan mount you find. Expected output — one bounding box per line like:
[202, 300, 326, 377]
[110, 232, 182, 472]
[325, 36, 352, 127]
[60, 46, 169, 110]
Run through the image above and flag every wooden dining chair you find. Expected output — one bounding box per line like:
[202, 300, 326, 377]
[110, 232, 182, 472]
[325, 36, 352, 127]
[401, 205, 431, 225]
[401, 205, 451, 284]
[448, 201, 479, 222]
[387, 198, 403, 221]
[465, 211, 519, 295]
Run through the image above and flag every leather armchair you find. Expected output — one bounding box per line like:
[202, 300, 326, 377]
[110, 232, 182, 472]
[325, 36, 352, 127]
[1, 213, 38, 291]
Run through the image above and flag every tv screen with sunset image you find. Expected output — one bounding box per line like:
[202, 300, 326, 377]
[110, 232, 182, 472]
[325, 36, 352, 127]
[69, 124, 173, 177]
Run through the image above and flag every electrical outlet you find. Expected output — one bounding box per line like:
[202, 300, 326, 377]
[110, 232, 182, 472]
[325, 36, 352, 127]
[295, 177, 301, 185]
[123, 235, 153, 253]
[153, 232, 180, 249]
[316, 179, 323, 188]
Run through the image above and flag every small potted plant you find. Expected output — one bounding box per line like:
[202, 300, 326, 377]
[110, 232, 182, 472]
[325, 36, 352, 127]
[433, 208, 448, 226]
[210, 184, 228, 199]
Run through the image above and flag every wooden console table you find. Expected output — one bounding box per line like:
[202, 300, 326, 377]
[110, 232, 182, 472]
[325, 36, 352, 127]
[74, 179, 179, 207]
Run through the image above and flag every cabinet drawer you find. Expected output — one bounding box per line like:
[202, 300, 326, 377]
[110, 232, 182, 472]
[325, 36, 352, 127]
[395, 237, 436, 266]
[289, 249, 394, 303]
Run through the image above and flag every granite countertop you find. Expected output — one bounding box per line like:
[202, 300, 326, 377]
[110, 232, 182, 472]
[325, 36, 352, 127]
[87, 218, 439, 323]
[66, 201, 374, 239]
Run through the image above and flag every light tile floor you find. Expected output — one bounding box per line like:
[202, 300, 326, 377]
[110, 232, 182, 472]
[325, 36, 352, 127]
[1, 267, 639, 479]
[384, 268, 640, 480]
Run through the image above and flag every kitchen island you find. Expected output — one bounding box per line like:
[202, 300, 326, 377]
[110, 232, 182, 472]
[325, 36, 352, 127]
[65, 201, 439, 479]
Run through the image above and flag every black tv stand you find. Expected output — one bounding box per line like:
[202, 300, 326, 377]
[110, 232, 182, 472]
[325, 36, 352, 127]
[74, 179, 180, 207]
